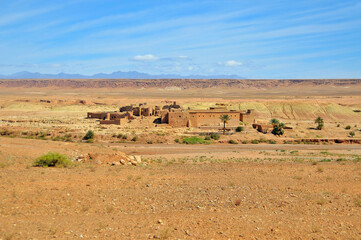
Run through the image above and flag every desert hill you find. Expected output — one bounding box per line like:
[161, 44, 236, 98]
[0, 78, 360, 89]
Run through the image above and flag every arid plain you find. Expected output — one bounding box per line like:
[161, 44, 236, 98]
[0, 79, 360, 239]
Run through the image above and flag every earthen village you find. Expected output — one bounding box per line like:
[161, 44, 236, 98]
[87, 102, 255, 130]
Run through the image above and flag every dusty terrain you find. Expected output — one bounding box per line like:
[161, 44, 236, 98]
[0, 137, 360, 239]
[0, 79, 360, 239]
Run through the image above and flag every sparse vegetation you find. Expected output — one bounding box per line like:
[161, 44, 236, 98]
[235, 126, 243, 132]
[84, 130, 94, 141]
[204, 136, 211, 140]
[33, 152, 72, 168]
[228, 139, 238, 144]
[269, 118, 280, 125]
[315, 117, 324, 130]
[182, 137, 211, 144]
[210, 133, 220, 140]
[272, 122, 285, 136]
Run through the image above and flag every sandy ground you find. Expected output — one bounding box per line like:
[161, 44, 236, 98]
[0, 84, 360, 239]
[0, 137, 360, 239]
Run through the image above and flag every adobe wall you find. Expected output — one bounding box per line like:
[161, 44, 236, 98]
[119, 105, 134, 112]
[87, 112, 108, 119]
[168, 111, 190, 127]
[240, 109, 255, 124]
[190, 111, 241, 127]
[160, 110, 169, 123]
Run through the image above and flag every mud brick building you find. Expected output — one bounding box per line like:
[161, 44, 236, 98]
[164, 107, 254, 127]
[87, 102, 254, 128]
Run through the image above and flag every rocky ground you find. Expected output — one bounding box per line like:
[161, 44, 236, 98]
[0, 137, 360, 239]
[0, 81, 360, 239]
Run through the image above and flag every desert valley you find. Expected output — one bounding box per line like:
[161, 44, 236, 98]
[0, 79, 360, 239]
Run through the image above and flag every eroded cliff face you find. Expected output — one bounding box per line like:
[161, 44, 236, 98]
[0, 79, 360, 89]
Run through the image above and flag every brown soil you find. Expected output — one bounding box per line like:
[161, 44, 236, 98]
[0, 137, 360, 239]
[0, 79, 360, 239]
[0, 138, 361, 239]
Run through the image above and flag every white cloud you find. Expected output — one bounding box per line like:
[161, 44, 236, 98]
[131, 54, 159, 61]
[224, 60, 243, 67]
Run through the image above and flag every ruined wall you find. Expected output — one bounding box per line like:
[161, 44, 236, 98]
[160, 110, 169, 123]
[119, 105, 134, 112]
[168, 111, 190, 127]
[141, 107, 152, 116]
[87, 112, 108, 119]
[240, 109, 255, 124]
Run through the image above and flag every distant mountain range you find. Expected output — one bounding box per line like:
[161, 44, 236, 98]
[0, 71, 244, 79]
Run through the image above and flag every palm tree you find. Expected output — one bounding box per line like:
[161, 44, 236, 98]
[220, 114, 230, 135]
[315, 117, 324, 130]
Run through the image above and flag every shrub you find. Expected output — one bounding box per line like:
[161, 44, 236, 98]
[33, 152, 72, 168]
[174, 138, 180, 143]
[251, 139, 259, 144]
[117, 133, 123, 138]
[269, 118, 280, 125]
[349, 131, 355, 137]
[210, 133, 220, 140]
[345, 125, 351, 130]
[229, 139, 238, 144]
[268, 140, 276, 144]
[235, 126, 243, 132]
[272, 123, 284, 136]
[84, 130, 94, 140]
[315, 117, 324, 130]
[183, 137, 210, 144]
[242, 140, 248, 144]
[147, 140, 153, 144]
[131, 136, 137, 141]
[204, 136, 211, 140]
[122, 135, 127, 139]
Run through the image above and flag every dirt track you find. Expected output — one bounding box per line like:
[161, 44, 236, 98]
[112, 143, 361, 155]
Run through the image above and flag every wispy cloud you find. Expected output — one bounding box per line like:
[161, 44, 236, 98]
[0, 1, 360, 78]
[130, 54, 159, 61]
[223, 60, 243, 67]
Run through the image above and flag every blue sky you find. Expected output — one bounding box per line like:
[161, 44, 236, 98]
[0, 0, 360, 78]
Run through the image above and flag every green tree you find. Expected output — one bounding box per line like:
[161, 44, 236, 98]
[220, 114, 230, 135]
[269, 118, 280, 125]
[315, 117, 324, 130]
[272, 122, 285, 136]
[84, 130, 94, 140]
